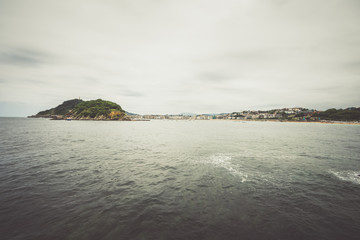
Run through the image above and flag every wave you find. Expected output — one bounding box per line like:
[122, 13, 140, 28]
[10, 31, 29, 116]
[204, 154, 248, 182]
[329, 170, 360, 185]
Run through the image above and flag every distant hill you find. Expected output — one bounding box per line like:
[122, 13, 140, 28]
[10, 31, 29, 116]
[125, 111, 138, 116]
[29, 99, 130, 121]
[313, 107, 360, 121]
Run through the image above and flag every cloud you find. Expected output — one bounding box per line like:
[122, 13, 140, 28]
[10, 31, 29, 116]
[0, 48, 49, 66]
[341, 60, 360, 73]
[119, 89, 145, 97]
[0, 0, 359, 115]
[197, 72, 234, 82]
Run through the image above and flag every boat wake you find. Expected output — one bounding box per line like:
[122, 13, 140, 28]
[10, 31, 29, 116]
[204, 154, 248, 182]
[329, 170, 360, 185]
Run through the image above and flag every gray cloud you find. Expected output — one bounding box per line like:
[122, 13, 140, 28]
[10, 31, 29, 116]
[196, 72, 234, 82]
[341, 60, 360, 73]
[0, 0, 359, 115]
[309, 86, 341, 93]
[0, 77, 47, 86]
[0, 48, 49, 66]
[120, 89, 145, 97]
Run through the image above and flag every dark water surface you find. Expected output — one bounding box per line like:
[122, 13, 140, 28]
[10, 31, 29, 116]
[1, 118, 360, 240]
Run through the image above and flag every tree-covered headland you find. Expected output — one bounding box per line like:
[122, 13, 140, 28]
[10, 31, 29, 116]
[30, 99, 130, 120]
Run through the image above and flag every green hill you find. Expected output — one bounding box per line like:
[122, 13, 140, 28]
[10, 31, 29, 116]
[72, 99, 126, 120]
[30, 99, 130, 121]
[314, 107, 360, 121]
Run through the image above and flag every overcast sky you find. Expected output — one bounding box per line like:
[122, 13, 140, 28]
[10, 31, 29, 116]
[0, 0, 359, 116]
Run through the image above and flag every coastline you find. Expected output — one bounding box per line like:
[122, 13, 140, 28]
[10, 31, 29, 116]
[225, 119, 360, 125]
[27, 116, 360, 125]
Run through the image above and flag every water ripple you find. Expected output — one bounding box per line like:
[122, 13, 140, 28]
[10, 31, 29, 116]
[202, 154, 248, 182]
[329, 170, 360, 185]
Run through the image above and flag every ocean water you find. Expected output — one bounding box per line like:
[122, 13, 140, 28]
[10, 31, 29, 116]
[0, 118, 360, 240]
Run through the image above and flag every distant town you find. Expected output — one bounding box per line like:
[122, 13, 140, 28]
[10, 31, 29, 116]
[130, 107, 322, 121]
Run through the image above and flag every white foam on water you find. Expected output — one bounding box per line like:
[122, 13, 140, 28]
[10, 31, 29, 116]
[204, 154, 248, 182]
[329, 170, 360, 185]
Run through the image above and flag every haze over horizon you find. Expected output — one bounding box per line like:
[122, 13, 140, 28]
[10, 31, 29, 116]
[1, 0, 360, 117]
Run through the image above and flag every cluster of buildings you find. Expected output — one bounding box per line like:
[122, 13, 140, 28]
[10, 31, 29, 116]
[130, 108, 320, 121]
[130, 114, 211, 120]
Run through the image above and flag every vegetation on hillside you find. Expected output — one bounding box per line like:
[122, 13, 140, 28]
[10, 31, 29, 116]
[33, 98, 129, 120]
[72, 99, 125, 119]
[36, 99, 83, 116]
[313, 107, 360, 121]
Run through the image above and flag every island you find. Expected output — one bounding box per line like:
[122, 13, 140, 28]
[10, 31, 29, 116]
[29, 99, 131, 121]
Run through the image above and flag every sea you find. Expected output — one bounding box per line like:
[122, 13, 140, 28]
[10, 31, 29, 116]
[0, 117, 360, 240]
